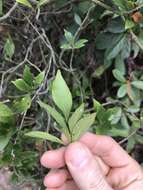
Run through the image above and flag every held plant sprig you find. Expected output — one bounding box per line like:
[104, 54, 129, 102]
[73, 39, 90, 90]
[26, 70, 96, 144]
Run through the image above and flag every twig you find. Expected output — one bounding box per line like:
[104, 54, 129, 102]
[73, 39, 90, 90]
[91, 0, 113, 11]
[0, 2, 18, 22]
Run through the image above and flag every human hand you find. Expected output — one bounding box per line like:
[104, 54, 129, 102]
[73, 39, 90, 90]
[41, 133, 143, 190]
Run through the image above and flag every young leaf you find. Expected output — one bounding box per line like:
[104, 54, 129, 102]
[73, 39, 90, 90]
[34, 71, 45, 86]
[0, 132, 12, 151]
[23, 66, 33, 86]
[74, 13, 82, 26]
[16, 0, 32, 8]
[52, 70, 72, 120]
[117, 84, 127, 98]
[74, 39, 88, 49]
[68, 104, 84, 132]
[131, 81, 143, 90]
[25, 131, 64, 144]
[72, 113, 96, 141]
[113, 69, 126, 83]
[64, 30, 74, 45]
[12, 79, 32, 92]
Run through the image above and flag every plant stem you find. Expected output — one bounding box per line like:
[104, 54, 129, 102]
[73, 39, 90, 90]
[91, 0, 113, 11]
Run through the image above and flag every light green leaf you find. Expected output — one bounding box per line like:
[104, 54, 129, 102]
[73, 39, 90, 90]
[112, 0, 126, 10]
[93, 99, 102, 112]
[74, 13, 82, 26]
[125, 19, 135, 30]
[113, 69, 126, 83]
[68, 104, 84, 132]
[52, 70, 72, 120]
[16, 0, 32, 8]
[60, 43, 72, 50]
[25, 131, 64, 144]
[72, 113, 96, 141]
[0, 132, 12, 152]
[0, 102, 13, 123]
[34, 71, 45, 86]
[13, 95, 32, 113]
[117, 84, 127, 98]
[64, 30, 74, 45]
[74, 39, 88, 49]
[4, 36, 15, 59]
[23, 66, 33, 86]
[12, 79, 32, 92]
[131, 81, 143, 90]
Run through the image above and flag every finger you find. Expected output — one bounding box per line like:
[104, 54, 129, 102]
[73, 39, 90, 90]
[80, 133, 133, 167]
[41, 147, 66, 168]
[44, 169, 71, 188]
[65, 142, 113, 190]
[95, 156, 109, 176]
[45, 180, 79, 190]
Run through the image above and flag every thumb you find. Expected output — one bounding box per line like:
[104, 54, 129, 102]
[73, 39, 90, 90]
[65, 142, 112, 190]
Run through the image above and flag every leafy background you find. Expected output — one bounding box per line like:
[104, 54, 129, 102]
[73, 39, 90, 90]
[0, 0, 143, 189]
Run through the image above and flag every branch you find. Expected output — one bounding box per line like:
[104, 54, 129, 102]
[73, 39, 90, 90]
[0, 2, 18, 22]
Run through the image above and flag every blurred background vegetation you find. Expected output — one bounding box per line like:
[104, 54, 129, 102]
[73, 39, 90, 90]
[0, 0, 143, 189]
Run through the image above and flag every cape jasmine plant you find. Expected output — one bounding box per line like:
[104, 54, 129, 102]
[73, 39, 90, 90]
[26, 70, 96, 145]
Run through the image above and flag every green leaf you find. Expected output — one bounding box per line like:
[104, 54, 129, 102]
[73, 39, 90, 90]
[93, 99, 102, 112]
[25, 131, 64, 144]
[64, 30, 74, 45]
[108, 107, 122, 124]
[112, 0, 126, 10]
[113, 69, 126, 83]
[16, 0, 32, 8]
[74, 39, 88, 49]
[52, 70, 72, 120]
[106, 17, 125, 33]
[125, 19, 135, 30]
[131, 81, 143, 90]
[0, 102, 13, 123]
[68, 104, 84, 132]
[74, 13, 82, 26]
[0, 132, 12, 152]
[117, 84, 127, 98]
[4, 36, 15, 59]
[115, 54, 125, 75]
[72, 113, 96, 141]
[34, 71, 45, 86]
[13, 95, 32, 113]
[60, 43, 72, 50]
[12, 79, 32, 92]
[38, 101, 70, 139]
[23, 66, 33, 86]
[106, 36, 125, 60]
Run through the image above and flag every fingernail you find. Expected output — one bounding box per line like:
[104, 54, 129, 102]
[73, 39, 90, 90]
[68, 145, 89, 168]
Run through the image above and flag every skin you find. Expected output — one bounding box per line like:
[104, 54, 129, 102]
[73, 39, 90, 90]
[40, 133, 143, 190]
